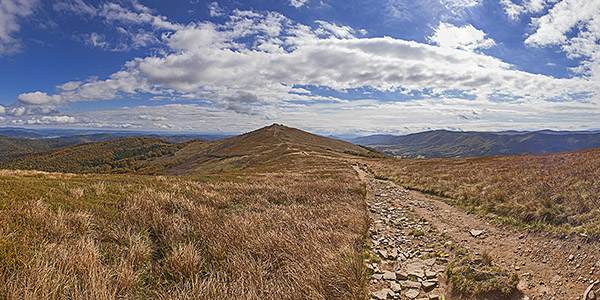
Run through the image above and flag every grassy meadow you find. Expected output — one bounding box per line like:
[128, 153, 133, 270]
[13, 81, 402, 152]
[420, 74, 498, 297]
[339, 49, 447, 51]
[364, 148, 600, 235]
[0, 153, 369, 299]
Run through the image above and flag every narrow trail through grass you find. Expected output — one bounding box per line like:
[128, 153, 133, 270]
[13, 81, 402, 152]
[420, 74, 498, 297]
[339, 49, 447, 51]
[354, 166, 599, 300]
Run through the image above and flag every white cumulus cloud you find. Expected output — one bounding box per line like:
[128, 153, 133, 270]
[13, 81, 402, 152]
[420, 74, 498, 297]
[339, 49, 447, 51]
[26, 115, 76, 125]
[315, 20, 355, 39]
[208, 2, 223, 17]
[500, 0, 555, 20]
[99, 2, 182, 31]
[138, 115, 167, 121]
[16, 8, 598, 109]
[16, 8, 600, 110]
[57, 81, 83, 91]
[17, 92, 64, 105]
[53, 0, 181, 52]
[525, 0, 599, 47]
[440, 0, 482, 13]
[53, 0, 95, 16]
[524, 0, 600, 77]
[289, 0, 309, 8]
[428, 22, 496, 51]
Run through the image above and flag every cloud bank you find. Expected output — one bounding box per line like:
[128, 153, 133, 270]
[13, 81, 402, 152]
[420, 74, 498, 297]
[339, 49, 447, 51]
[17, 6, 597, 109]
[3, 0, 600, 134]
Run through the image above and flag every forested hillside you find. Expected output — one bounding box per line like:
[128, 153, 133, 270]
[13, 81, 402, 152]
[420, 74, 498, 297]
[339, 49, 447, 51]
[0, 136, 68, 159]
[0, 137, 189, 174]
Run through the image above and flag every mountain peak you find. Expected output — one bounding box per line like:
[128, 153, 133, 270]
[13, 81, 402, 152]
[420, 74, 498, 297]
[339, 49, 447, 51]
[252, 123, 291, 134]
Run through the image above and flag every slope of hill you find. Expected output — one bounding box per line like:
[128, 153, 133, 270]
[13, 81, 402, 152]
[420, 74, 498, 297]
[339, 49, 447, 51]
[0, 136, 69, 159]
[158, 124, 387, 175]
[0, 137, 189, 174]
[352, 130, 600, 158]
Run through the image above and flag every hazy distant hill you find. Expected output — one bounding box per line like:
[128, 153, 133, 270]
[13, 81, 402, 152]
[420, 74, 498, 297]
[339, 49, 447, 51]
[351, 130, 600, 158]
[51, 133, 132, 144]
[0, 124, 387, 174]
[0, 129, 48, 139]
[51, 133, 211, 144]
[0, 127, 230, 143]
[0, 136, 69, 159]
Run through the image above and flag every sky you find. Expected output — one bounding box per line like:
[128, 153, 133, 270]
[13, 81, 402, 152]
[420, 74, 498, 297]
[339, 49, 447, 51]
[0, 0, 600, 135]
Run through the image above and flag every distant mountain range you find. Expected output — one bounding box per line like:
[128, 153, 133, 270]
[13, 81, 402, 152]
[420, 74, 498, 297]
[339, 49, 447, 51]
[0, 127, 234, 160]
[350, 130, 600, 158]
[3, 126, 600, 161]
[0, 127, 232, 142]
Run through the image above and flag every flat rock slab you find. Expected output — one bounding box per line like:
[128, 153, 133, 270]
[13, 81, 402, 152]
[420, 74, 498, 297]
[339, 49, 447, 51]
[400, 280, 422, 289]
[383, 271, 396, 280]
[396, 271, 408, 280]
[422, 258, 437, 266]
[422, 280, 436, 291]
[406, 289, 420, 299]
[407, 270, 425, 279]
[425, 270, 437, 279]
[373, 288, 392, 300]
[469, 229, 485, 237]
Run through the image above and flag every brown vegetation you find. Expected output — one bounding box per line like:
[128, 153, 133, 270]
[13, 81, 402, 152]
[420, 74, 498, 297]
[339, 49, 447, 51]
[0, 136, 370, 299]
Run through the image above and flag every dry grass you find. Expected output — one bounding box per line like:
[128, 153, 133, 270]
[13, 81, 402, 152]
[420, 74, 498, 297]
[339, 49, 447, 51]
[363, 148, 600, 235]
[0, 155, 369, 299]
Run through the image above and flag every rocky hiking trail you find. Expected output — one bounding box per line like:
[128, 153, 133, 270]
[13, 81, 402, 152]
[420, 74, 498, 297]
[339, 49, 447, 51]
[353, 166, 600, 300]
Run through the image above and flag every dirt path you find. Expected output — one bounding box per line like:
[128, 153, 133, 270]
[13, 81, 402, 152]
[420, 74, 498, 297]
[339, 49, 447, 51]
[354, 165, 600, 300]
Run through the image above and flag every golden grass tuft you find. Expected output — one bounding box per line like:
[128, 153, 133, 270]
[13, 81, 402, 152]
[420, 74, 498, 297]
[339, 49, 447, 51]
[165, 242, 204, 282]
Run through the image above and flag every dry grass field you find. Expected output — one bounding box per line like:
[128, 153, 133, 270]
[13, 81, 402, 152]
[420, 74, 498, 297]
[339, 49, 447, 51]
[0, 152, 369, 299]
[5, 124, 598, 299]
[364, 148, 600, 235]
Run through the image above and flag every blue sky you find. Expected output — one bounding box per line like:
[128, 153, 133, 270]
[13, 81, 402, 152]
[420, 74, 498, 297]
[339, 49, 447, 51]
[0, 0, 599, 135]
